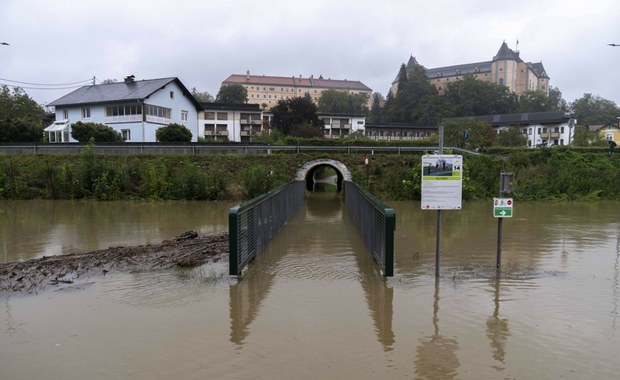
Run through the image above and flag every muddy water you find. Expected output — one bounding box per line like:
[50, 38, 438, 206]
[1, 197, 619, 379]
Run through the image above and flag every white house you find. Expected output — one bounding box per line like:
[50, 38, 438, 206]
[448, 112, 576, 147]
[199, 103, 264, 142]
[47, 76, 201, 142]
[319, 113, 366, 139]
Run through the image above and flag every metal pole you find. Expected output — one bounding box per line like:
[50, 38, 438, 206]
[436, 125, 444, 278]
[496, 177, 504, 271]
[497, 217, 503, 270]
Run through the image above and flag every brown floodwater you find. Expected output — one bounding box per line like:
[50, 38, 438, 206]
[1, 196, 619, 379]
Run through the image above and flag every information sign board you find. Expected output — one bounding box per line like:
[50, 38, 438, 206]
[421, 155, 463, 210]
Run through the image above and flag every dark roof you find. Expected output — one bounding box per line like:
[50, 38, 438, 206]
[200, 102, 261, 111]
[444, 112, 570, 126]
[528, 62, 549, 79]
[223, 74, 372, 92]
[406, 55, 419, 70]
[49, 77, 201, 110]
[365, 123, 437, 130]
[493, 41, 522, 62]
[426, 61, 493, 79]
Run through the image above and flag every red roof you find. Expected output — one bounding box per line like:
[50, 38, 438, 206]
[223, 74, 372, 92]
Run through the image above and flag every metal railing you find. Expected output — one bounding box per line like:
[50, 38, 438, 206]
[0, 144, 480, 156]
[344, 181, 395, 277]
[229, 181, 305, 276]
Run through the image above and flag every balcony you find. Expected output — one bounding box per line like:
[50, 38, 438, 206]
[105, 115, 142, 124]
[217, 130, 228, 136]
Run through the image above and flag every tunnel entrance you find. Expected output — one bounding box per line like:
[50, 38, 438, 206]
[295, 159, 352, 192]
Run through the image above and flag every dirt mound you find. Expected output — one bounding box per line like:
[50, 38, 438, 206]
[0, 231, 229, 296]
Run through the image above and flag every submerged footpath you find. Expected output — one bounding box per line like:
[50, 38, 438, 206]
[0, 231, 229, 296]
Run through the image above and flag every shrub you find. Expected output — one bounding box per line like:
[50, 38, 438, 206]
[71, 121, 122, 143]
[156, 123, 192, 142]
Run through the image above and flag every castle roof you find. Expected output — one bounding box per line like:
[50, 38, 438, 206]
[223, 74, 372, 92]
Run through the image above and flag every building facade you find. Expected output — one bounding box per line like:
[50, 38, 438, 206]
[198, 103, 265, 143]
[47, 76, 201, 143]
[364, 123, 435, 141]
[222, 72, 372, 109]
[319, 114, 366, 139]
[392, 42, 550, 97]
[449, 112, 575, 147]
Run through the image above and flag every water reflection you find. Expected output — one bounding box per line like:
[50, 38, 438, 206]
[229, 191, 395, 351]
[415, 280, 460, 379]
[486, 278, 509, 369]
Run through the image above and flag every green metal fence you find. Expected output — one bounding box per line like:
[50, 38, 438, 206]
[344, 181, 395, 277]
[229, 181, 305, 276]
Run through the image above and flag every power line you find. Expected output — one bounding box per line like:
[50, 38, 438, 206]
[0, 82, 88, 90]
[0, 77, 94, 86]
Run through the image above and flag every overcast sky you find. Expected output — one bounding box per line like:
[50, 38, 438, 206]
[1, 0, 619, 110]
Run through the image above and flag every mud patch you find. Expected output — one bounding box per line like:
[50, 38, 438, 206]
[0, 231, 229, 296]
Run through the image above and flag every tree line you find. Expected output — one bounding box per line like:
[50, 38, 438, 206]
[1, 65, 619, 144]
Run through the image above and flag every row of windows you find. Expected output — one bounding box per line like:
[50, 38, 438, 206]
[145, 105, 171, 119]
[521, 127, 565, 135]
[106, 104, 142, 117]
[205, 112, 228, 120]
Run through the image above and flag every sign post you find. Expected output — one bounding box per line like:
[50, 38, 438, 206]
[421, 143, 463, 278]
[495, 172, 514, 271]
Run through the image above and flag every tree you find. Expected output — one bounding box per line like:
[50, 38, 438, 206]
[547, 86, 568, 113]
[0, 117, 44, 142]
[215, 84, 247, 103]
[442, 119, 495, 149]
[517, 90, 553, 113]
[71, 121, 122, 143]
[495, 126, 527, 147]
[444, 74, 517, 117]
[369, 92, 384, 123]
[156, 123, 192, 142]
[191, 87, 214, 103]
[0, 85, 45, 121]
[317, 89, 369, 114]
[270, 96, 323, 136]
[569, 93, 620, 126]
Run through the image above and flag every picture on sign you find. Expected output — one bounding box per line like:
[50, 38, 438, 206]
[421, 155, 463, 210]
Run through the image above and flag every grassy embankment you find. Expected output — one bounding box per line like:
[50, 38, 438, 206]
[0, 147, 618, 201]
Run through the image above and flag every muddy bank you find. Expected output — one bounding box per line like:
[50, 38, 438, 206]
[0, 231, 229, 296]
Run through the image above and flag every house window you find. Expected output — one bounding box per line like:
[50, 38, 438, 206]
[145, 105, 171, 119]
[205, 112, 215, 120]
[181, 110, 188, 122]
[63, 110, 69, 119]
[170, 91, 174, 99]
[81, 107, 91, 119]
[606, 133, 614, 140]
[106, 104, 142, 117]
[121, 129, 131, 141]
[217, 112, 228, 120]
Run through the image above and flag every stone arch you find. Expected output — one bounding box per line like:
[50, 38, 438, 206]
[296, 159, 352, 192]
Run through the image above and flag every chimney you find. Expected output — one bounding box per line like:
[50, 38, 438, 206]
[246, 70, 250, 80]
[124, 75, 135, 84]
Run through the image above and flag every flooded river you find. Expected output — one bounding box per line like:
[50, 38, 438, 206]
[1, 197, 619, 379]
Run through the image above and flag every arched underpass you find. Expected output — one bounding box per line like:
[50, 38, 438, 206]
[295, 159, 352, 192]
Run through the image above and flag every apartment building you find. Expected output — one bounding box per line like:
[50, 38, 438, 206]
[222, 72, 372, 109]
